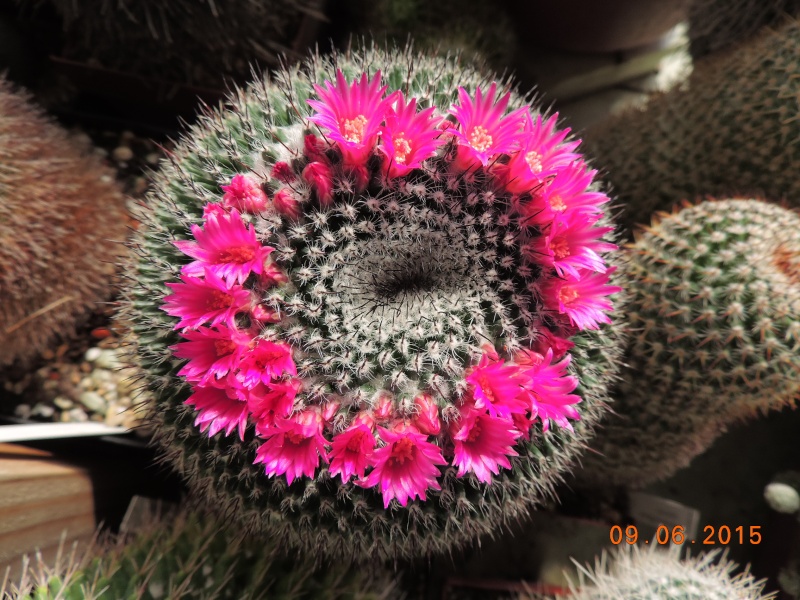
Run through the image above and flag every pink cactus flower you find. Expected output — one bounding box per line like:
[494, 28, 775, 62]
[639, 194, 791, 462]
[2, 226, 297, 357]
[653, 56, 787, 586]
[162, 269, 251, 330]
[254, 409, 328, 485]
[221, 174, 268, 213]
[174, 209, 274, 286]
[541, 268, 622, 330]
[450, 406, 521, 483]
[518, 349, 581, 432]
[246, 379, 300, 428]
[171, 324, 251, 385]
[271, 162, 296, 183]
[272, 189, 301, 220]
[184, 384, 249, 440]
[499, 112, 581, 195]
[307, 70, 396, 166]
[448, 83, 527, 170]
[528, 215, 616, 279]
[412, 393, 441, 436]
[379, 93, 444, 178]
[329, 423, 376, 482]
[518, 163, 610, 227]
[529, 326, 575, 360]
[203, 203, 228, 220]
[465, 354, 528, 419]
[259, 260, 289, 288]
[237, 339, 296, 388]
[361, 427, 446, 508]
[302, 161, 335, 206]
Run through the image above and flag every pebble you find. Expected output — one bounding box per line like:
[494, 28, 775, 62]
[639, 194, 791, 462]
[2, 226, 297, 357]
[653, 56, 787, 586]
[79, 391, 107, 413]
[145, 152, 161, 166]
[112, 146, 134, 162]
[31, 403, 55, 418]
[14, 404, 32, 419]
[95, 349, 121, 370]
[53, 397, 74, 410]
[91, 369, 113, 385]
[67, 408, 89, 422]
[85, 347, 103, 362]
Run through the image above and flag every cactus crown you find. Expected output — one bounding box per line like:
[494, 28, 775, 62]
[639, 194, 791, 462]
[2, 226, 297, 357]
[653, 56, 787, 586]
[126, 43, 624, 559]
[564, 545, 776, 600]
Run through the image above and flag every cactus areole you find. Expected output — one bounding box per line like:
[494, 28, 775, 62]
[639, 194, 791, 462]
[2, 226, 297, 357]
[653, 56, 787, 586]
[130, 46, 624, 559]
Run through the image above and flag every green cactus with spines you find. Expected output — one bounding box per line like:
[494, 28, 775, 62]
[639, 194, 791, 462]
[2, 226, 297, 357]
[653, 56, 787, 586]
[0, 76, 127, 368]
[689, 0, 800, 57]
[2, 510, 399, 600]
[578, 198, 800, 487]
[583, 18, 800, 235]
[122, 43, 625, 561]
[550, 545, 775, 600]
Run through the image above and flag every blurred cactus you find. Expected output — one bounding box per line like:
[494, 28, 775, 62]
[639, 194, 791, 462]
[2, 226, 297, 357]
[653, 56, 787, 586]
[584, 18, 800, 235]
[553, 545, 774, 600]
[2, 509, 399, 599]
[0, 76, 127, 368]
[580, 199, 800, 487]
[689, 0, 800, 57]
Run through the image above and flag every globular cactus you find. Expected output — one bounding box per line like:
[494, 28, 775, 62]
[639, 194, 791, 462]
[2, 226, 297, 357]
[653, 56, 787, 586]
[123, 43, 625, 560]
[688, 0, 800, 57]
[583, 18, 800, 235]
[2, 510, 399, 599]
[764, 473, 800, 598]
[579, 199, 800, 487]
[19, 0, 315, 87]
[554, 545, 775, 600]
[0, 77, 127, 368]
[341, 0, 517, 69]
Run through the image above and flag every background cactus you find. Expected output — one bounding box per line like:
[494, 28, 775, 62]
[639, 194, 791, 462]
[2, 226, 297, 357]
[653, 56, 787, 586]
[688, 0, 800, 57]
[583, 18, 800, 235]
[0, 76, 127, 368]
[123, 43, 625, 561]
[550, 545, 775, 600]
[16, 0, 318, 87]
[577, 199, 800, 487]
[2, 509, 399, 599]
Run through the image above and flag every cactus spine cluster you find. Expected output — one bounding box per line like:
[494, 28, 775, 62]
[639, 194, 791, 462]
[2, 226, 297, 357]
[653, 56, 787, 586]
[0, 76, 127, 368]
[557, 545, 775, 600]
[579, 199, 800, 487]
[2, 510, 399, 600]
[583, 18, 800, 234]
[124, 43, 625, 560]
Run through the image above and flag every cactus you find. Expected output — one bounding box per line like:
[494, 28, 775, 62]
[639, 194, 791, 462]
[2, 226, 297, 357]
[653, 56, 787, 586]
[688, 0, 800, 57]
[0, 77, 127, 368]
[19, 0, 315, 87]
[554, 545, 775, 600]
[340, 0, 517, 69]
[578, 199, 800, 487]
[583, 18, 800, 235]
[123, 43, 625, 560]
[2, 509, 399, 599]
[764, 473, 800, 598]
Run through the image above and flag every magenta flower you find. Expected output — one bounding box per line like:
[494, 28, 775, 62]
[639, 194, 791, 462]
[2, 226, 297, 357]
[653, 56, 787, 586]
[500, 111, 581, 195]
[541, 268, 622, 330]
[361, 427, 446, 508]
[174, 209, 274, 286]
[379, 93, 444, 178]
[448, 83, 527, 169]
[171, 324, 251, 385]
[412, 393, 441, 436]
[184, 384, 249, 440]
[529, 326, 575, 360]
[302, 161, 335, 206]
[307, 70, 396, 166]
[245, 379, 300, 429]
[527, 215, 616, 279]
[329, 423, 376, 482]
[272, 189, 301, 220]
[237, 339, 296, 388]
[221, 174, 268, 213]
[451, 406, 521, 483]
[465, 354, 528, 419]
[254, 410, 328, 485]
[162, 270, 251, 330]
[518, 349, 581, 432]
